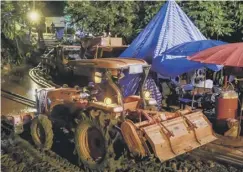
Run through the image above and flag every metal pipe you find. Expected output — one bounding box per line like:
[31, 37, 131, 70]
[140, 66, 151, 108]
[235, 77, 243, 137]
[238, 95, 242, 137]
[1, 89, 35, 104]
[105, 71, 123, 107]
[1, 93, 36, 107]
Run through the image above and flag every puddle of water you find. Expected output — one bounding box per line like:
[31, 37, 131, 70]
[1, 66, 41, 116]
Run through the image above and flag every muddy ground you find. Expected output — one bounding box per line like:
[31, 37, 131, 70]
[1, 65, 40, 115]
[1, 130, 243, 172]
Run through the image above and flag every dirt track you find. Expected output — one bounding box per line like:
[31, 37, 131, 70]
[1, 133, 83, 172]
[1, 131, 242, 172]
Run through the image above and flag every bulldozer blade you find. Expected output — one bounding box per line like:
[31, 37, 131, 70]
[122, 111, 217, 162]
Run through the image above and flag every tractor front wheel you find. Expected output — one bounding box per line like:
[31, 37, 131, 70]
[75, 119, 107, 170]
[30, 114, 53, 150]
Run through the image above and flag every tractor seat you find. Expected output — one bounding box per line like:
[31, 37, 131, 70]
[123, 95, 141, 111]
[123, 95, 141, 103]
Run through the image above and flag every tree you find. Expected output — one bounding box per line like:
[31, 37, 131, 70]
[65, 1, 137, 42]
[1, 1, 30, 40]
[65, 1, 242, 43]
[226, 1, 243, 41]
[132, 1, 165, 35]
[1, 1, 45, 64]
[65, 1, 167, 43]
[1, 1, 30, 64]
[180, 1, 242, 41]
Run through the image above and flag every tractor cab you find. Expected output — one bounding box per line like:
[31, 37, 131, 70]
[80, 36, 128, 59]
[56, 45, 82, 64]
[41, 45, 82, 76]
[68, 58, 156, 112]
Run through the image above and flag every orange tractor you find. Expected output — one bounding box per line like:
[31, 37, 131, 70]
[40, 37, 128, 79]
[27, 58, 216, 170]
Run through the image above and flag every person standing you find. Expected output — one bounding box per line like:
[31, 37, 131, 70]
[37, 17, 45, 42]
[157, 74, 172, 107]
[144, 74, 162, 110]
[51, 22, 55, 34]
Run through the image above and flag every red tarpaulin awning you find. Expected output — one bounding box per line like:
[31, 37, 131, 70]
[187, 43, 243, 67]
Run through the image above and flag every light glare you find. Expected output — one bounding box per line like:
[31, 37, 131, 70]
[28, 11, 39, 22]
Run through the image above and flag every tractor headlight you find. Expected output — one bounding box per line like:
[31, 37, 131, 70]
[147, 98, 157, 105]
[113, 106, 123, 113]
[104, 97, 112, 105]
[144, 91, 151, 99]
[94, 72, 102, 83]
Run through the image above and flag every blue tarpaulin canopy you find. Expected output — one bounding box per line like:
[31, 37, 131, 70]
[120, 0, 206, 64]
[118, 0, 225, 105]
[152, 40, 227, 77]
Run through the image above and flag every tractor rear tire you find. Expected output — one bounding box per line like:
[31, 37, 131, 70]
[30, 114, 53, 150]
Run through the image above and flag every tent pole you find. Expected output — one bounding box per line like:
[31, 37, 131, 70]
[237, 78, 243, 137]
[238, 94, 242, 137]
[224, 75, 228, 89]
[204, 70, 206, 92]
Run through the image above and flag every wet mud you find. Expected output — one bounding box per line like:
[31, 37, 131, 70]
[1, 133, 83, 172]
[1, 65, 40, 115]
[1, 126, 242, 172]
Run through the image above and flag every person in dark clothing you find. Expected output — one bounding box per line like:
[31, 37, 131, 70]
[51, 22, 55, 34]
[37, 18, 45, 42]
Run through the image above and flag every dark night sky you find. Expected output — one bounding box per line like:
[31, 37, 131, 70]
[43, 1, 65, 17]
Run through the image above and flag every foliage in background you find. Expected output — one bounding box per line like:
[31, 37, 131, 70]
[65, 1, 243, 43]
[226, 1, 243, 41]
[65, 1, 137, 43]
[1, 1, 243, 66]
[132, 1, 165, 36]
[1, 1, 45, 65]
[65, 1, 166, 43]
[181, 1, 241, 40]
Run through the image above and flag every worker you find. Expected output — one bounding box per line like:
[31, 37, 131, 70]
[51, 22, 55, 34]
[37, 17, 45, 42]
[157, 74, 175, 107]
[144, 74, 162, 110]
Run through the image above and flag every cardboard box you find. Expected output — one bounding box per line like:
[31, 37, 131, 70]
[101, 37, 110, 46]
[100, 37, 123, 46]
[110, 38, 122, 46]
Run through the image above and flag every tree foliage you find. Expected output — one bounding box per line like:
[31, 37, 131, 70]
[65, 1, 243, 43]
[2, 1, 242, 66]
[181, 1, 241, 40]
[132, 1, 165, 35]
[1, 1, 45, 64]
[226, 1, 243, 41]
[65, 1, 166, 42]
[65, 1, 137, 42]
[1, 1, 30, 40]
